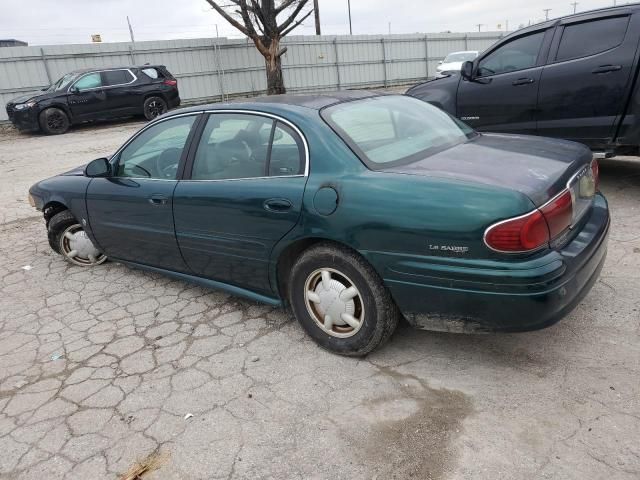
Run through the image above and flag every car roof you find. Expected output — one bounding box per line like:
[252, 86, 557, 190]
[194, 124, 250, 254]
[172, 90, 389, 115]
[65, 65, 164, 75]
[506, 3, 640, 37]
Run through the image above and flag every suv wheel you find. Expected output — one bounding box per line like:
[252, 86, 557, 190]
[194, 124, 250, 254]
[39, 108, 70, 135]
[289, 243, 399, 356]
[143, 96, 168, 120]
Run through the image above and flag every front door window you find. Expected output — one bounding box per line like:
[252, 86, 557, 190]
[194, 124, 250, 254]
[116, 115, 196, 180]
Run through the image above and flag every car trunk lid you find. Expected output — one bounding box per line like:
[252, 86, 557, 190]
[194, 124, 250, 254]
[382, 132, 594, 208]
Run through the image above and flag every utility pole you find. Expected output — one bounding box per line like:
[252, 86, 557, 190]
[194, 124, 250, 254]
[388, 22, 391, 35]
[570, 2, 578, 13]
[476, 23, 483, 32]
[347, 0, 353, 35]
[126, 16, 135, 44]
[543, 8, 552, 20]
[313, 0, 321, 35]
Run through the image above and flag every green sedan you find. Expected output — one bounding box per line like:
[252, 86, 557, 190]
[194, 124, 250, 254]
[29, 92, 609, 355]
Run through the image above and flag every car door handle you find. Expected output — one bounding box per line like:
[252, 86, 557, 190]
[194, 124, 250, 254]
[592, 65, 622, 74]
[512, 77, 535, 86]
[263, 198, 292, 213]
[148, 194, 168, 206]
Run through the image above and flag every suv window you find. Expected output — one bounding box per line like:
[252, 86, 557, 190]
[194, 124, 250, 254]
[141, 67, 160, 79]
[477, 31, 545, 77]
[116, 115, 196, 179]
[191, 114, 274, 180]
[73, 72, 102, 91]
[556, 16, 629, 62]
[102, 69, 134, 86]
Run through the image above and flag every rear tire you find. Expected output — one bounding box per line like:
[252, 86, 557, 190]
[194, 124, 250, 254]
[39, 108, 69, 135]
[289, 243, 399, 356]
[47, 210, 107, 266]
[143, 96, 168, 120]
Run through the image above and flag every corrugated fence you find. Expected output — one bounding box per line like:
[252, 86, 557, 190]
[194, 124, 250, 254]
[0, 32, 503, 122]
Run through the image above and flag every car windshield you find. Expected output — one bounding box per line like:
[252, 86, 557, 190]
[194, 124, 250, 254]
[322, 95, 476, 168]
[444, 52, 477, 62]
[46, 73, 78, 92]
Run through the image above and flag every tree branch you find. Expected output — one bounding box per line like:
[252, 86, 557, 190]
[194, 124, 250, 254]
[275, 0, 298, 14]
[277, 0, 309, 34]
[203, 0, 250, 37]
[280, 8, 312, 36]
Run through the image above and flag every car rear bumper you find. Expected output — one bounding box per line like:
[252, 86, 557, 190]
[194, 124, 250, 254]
[382, 193, 610, 332]
[6, 106, 40, 131]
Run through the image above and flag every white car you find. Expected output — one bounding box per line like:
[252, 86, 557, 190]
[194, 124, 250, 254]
[436, 51, 479, 77]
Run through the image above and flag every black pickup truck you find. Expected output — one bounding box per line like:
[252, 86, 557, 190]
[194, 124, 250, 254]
[407, 5, 640, 157]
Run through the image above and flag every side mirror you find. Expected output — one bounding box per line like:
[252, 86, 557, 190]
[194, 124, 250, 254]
[85, 158, 111, 177]
[438, 60, 443, 65]
[69, 86, 79, 94]
[461, 61, 474, 80]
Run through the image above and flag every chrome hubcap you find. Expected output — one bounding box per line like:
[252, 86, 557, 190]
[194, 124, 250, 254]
[304, 268, 365, 338]
[60, 224, 107, 266]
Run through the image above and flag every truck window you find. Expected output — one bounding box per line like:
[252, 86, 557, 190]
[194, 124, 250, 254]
[555, 16, 629, 62]
[477, 31, 545, 77]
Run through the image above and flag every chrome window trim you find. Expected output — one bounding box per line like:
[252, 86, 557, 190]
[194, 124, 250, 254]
[68, 68, 138, 93]
[199, 109, 310, 178]
[107, 109, 310, 182]
[483, 163, 593, 254]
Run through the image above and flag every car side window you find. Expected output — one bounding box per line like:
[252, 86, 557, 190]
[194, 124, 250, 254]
[141, 68, 160, 79]
[269, 122, 304, 176]
[116, 115, 196, 180]
[74, 73, 102, 91]
[477, 31, 545, 77]
[191, 114, 274, 180]
[102, 69, 134, 87]
[555, 16, 629, 62]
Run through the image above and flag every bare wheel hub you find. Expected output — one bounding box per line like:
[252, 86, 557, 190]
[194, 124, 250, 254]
[304, 268, 365, 338]
[60, 224, 107, 266]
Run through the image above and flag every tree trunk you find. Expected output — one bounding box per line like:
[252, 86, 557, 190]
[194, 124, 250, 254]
[265, 37, 286, 95]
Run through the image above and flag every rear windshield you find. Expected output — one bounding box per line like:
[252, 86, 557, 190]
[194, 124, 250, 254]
[322, 95, 475, 169]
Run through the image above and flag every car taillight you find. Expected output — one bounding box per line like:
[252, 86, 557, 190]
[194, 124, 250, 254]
[591, 159, 599, 192]
[484, 210, 550, 253]
[163, 79, 178, 87]
[540, 190, 573, 239]
[484, 188, 574, 253]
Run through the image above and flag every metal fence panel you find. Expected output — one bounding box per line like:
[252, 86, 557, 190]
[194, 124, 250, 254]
[0, 32, 504, 121]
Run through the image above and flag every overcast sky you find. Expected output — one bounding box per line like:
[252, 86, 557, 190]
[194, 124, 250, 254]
[1, 0, 630, 45]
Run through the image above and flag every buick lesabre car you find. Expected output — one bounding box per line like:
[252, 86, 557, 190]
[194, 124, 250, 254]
[28, 92, 609, 355]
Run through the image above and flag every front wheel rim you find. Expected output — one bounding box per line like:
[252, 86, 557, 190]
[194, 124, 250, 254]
[303, 268, 365, 338]
[59, 224, 107, 266]
[147, 100, 166, 118]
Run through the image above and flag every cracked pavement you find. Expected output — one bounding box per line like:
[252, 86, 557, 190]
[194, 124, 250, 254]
[0, 122, 639, 479]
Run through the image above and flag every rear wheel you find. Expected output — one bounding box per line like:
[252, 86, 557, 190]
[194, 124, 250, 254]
[39, 108, 69, 135]
[47, 210, 107, 266]
[289, 243, 399, 356]
[143, 96, 167, 120]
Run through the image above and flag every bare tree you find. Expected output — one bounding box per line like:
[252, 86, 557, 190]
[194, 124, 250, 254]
[204, 0, 313, 94]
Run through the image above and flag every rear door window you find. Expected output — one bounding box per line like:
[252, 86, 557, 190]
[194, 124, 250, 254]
[102, 69, 134, 87]
[477, 31, 545, 77]
[555, 16, 629, 62]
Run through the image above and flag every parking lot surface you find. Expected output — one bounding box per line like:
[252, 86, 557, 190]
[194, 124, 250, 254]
[1, 121, 639, 480]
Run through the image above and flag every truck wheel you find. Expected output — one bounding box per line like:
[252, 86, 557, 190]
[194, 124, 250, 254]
[289, 243, 399, 356]
[39, 108, 70, 135]
[143, 96, 167, 120]
[47, 210, 107, 266]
